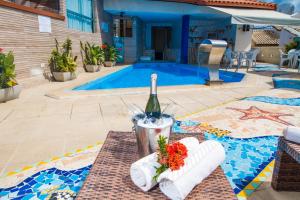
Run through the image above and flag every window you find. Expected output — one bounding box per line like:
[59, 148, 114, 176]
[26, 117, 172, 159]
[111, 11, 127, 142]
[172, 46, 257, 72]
[8, 0, 60, 13]
[113, 18, 133, 38]
[66, 0, 93, 33]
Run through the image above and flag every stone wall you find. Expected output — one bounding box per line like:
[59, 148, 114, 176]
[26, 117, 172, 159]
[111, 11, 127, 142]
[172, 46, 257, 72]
[0, 0, 112, 79]
[256, 47, 281, 65]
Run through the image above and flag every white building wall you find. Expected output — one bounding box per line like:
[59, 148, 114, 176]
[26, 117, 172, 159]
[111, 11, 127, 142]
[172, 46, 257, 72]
[234, 25, 253, 51]
[279, 29, 295, 47]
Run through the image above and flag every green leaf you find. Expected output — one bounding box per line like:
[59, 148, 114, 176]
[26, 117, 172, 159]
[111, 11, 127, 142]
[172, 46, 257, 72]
[49, 38, 77, 73]
[0, 51, 17, 89]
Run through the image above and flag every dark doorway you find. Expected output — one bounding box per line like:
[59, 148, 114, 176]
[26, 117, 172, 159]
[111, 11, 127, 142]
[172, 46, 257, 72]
[152, 26, 171, 60]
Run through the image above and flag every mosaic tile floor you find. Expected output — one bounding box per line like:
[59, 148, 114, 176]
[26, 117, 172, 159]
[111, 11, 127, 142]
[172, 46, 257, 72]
[207, 134, 278, 198]
[253, 64, 283, 72]
[1, 88, 299, 200]
[244, 96, 300, 107]
[0, 143, 101, 200]
[173, 120, 278, 199]
[273, 78, 300, 90]
[0, 166, 91, 199]
[0, 121, 279, 200]
[184, 90, 300, 138]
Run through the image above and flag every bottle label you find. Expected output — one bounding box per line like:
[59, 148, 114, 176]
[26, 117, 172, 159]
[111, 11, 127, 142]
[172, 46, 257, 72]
[151, 73, 157, 94]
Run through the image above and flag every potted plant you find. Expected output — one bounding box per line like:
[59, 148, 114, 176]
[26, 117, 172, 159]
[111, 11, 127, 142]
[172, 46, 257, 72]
[80, 41, 104, 72]
[103, 44, 119, 67]
[0, 49, 21, 103]
[49, 38, 78, 82]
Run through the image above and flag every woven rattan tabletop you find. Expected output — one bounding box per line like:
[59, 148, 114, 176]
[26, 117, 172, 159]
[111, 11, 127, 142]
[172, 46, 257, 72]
[76, 131, 236, 199]
[278, 137, 300, 163]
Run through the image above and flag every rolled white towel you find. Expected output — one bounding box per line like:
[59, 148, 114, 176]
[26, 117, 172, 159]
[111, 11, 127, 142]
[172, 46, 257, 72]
[283, 126, 300, 144]
[130, 137, 199, 192]
[157, 140, 225, 200]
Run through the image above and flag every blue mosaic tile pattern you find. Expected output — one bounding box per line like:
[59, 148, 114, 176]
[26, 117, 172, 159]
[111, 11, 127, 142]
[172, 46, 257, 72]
[273, 78, 300, 90]
[243, 96, 300, 107]
[0, 165, 91, 200]
[173, 121, 279, 194]
[173, 120, 200, 133]
[253, 64, 283, 72]
[205, 133, 278, 194]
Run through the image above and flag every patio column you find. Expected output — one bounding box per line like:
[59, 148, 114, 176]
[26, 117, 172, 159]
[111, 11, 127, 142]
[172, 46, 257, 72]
[181, 15, 190, 64]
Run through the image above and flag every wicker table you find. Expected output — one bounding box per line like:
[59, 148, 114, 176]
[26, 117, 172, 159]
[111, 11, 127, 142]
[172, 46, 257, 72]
[77, 131, 236, 199]
[272, 137, 300, 191]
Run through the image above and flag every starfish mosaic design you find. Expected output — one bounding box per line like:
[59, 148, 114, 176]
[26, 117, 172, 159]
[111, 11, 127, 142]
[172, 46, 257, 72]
[227, 106, 294, 126]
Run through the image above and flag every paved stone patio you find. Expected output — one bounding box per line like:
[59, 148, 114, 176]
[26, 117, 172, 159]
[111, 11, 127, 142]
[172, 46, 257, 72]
[0, 66, 273, 176]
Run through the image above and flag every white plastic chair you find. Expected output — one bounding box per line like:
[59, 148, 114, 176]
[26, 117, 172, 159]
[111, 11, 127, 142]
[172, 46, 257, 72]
[251, 48, 260, 66]
[279, 49, 292, 68]
[298, 57, 300, 72]
[292, 50, 300, 69]
[288, 49, 297, 68]
[237, 51, 248, 71]
[245, 49, 260, 71]
[224, 48, 239, 71]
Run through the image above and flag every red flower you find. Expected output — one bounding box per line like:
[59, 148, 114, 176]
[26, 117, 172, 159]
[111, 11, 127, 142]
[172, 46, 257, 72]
[102, 44, 107, 49]
[166, 142, 188, 171]
[0, 48, 3, 52]
[154, 136, 188, 180]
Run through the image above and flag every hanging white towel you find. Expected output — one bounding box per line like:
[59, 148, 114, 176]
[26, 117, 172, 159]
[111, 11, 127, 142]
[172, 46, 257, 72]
[157, 140, 225, 200]
[130, 137, 200, 192]
[283, 126, 300, 144]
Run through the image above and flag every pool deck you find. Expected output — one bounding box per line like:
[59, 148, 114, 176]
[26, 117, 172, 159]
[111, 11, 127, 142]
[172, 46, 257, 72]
[0, 65, 300, 199]
[0, 66, 269, 174]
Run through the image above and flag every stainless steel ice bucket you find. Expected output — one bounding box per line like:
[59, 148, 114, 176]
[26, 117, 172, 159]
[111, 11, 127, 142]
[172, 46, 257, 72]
[132, 115, 174, 158]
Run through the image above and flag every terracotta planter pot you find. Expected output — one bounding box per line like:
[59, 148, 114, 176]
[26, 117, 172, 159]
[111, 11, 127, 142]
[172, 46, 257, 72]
[0, 84, 21, 103]
[104, 61, 116, 67]
[86, 65, 101, 72]
[53, 72, 77, 82]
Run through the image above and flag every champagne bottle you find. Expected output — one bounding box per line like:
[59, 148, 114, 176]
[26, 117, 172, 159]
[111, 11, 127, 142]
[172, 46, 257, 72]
[145, 73, 161, 119]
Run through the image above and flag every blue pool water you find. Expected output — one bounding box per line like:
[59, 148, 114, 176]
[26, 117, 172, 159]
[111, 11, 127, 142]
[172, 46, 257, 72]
[74, 63, 245, 90]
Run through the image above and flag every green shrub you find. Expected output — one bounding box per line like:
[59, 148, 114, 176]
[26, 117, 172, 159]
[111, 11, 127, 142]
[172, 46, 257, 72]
[49, 38, 77, 73]
[80, 41, 104, 65]
[102, 43, 120, 62]
[0, 49, 17, 89]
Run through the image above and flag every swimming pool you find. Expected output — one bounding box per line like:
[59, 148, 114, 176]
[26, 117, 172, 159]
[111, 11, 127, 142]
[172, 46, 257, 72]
[74, 63, 245, 90]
